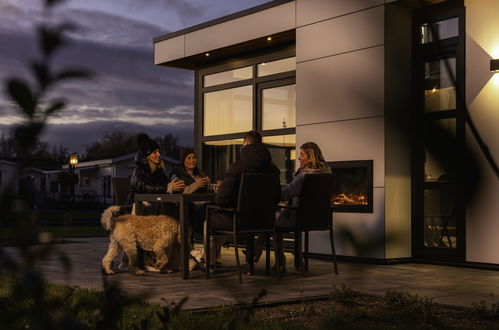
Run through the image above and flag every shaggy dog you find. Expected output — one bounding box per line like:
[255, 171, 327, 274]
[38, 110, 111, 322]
[101, 205, 180, 275]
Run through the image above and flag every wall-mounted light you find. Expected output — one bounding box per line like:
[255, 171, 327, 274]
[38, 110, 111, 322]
[205, 53, 210, 57]
[266, 36, 272, 41]
[491, 59, 499, 72]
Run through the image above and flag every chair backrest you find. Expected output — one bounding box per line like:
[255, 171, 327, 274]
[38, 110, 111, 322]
[112, 177, 131, 206]
[298, 173, 334, 230]
[236, 172, 279, 231]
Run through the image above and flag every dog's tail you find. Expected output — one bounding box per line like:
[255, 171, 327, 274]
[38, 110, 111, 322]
[101, 205, 121, 231]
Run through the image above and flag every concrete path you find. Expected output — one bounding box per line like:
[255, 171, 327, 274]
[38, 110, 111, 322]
[4, 237, 499, 310]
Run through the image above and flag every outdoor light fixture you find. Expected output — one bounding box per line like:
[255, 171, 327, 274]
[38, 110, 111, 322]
[205, 53, 210, 57]
[491, 59, 499, 73]
[69, 153, 78, 166]
[267, 36, 272, 41]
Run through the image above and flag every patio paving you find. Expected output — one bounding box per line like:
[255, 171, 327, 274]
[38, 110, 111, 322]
[4, 237, 499, 310]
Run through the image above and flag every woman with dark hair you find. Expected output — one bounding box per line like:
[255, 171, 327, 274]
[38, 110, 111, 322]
[173, 147, 210, 194]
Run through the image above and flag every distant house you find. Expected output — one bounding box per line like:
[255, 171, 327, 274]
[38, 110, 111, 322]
[62, 153, 180, 204]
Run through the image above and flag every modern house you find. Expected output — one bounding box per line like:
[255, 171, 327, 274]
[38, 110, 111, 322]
[153, 0, 499, 266]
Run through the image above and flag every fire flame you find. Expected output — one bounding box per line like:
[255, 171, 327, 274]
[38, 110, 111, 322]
[332, 193, 368, 206]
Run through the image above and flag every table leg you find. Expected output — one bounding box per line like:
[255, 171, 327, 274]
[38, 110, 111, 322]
[180, 199, 189, 279]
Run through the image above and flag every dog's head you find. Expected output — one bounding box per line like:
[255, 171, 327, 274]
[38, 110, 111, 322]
[101, 205, 121, 231]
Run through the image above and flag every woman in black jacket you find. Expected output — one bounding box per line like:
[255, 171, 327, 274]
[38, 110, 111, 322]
[126, 134, 185, 213]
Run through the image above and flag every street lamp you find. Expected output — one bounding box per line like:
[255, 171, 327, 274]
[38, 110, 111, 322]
[69, 153, 78, 199]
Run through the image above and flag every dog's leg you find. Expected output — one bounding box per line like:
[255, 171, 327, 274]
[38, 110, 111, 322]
[154, 243, 169, 272]
[123, 244, 145, 275]
[102, 239, 120, 275]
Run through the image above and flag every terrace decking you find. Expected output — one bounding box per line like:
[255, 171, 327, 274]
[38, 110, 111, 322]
[4, 237, 499, 310]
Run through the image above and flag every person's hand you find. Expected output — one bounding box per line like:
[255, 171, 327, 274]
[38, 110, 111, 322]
[142, 201, 151, 207]
[172, 178, 185, 192]
[215, 179, 223, 191]
[204, 176, 211, 184]
[195, 176, 208, 188]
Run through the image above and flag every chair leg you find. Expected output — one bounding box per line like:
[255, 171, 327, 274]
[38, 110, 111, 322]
[274, 231, 281, 280]
[234, 232, 243, 284]
[294, 231, 299, 269]
[248, 236, 255, 275]
[329, 227, 339, 275]
[304, 231, 309, 271]
[265, 234, 270, 275]
[204, 218, 210, 279]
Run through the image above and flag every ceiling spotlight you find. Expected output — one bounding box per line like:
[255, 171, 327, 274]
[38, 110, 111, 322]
[205, 53, 210, 57]
[267, 36, 272, 41]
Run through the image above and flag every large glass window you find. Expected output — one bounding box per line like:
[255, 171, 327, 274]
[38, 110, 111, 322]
[203, 66, 253, 87]
[203, 86, 253, 136]
[199, 50, 296, 183]
[420, 17, 458, 44]
[262, 84, 296, 130]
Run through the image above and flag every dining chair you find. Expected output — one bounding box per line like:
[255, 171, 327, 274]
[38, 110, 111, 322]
[276, 173, 339, 275]
[204, 172, 280, 284]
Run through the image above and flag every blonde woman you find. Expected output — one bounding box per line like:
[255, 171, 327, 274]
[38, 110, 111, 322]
[249, 142, 331, 270]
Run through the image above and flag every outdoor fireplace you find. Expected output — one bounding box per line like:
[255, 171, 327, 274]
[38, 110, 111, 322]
[327, 160, 373, 213]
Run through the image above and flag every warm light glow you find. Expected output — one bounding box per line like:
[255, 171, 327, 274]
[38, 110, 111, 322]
[267, 36, 272, 41]
[432, 87, 437, 93]
[205, 53, 210, 57]
[69, 153, 78, 166]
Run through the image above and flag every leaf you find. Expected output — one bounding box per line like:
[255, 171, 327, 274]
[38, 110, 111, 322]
[38, 26, 64, 57]
[7, 78, 36, 118]
[30, 61, 52, 90]
[45, 99, 66, 117]
[55, 69, 93, 82]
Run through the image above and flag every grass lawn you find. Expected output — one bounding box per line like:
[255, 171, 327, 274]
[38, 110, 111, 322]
[1, 274, 499, 329]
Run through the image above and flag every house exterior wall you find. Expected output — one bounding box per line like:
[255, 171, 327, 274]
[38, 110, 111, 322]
[295, 0, 387, 258]
[464, 0, 499, 264]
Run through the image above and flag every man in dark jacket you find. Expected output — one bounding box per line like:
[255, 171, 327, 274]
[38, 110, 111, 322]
[210, 130, 281, 229]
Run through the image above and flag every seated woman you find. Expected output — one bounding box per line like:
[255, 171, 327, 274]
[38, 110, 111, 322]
[173, 147, 210, 194]
[250, 142, 331, 270]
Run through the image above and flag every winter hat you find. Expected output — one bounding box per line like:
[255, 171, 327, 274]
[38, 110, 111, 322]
[180, 146, 195, 165]
[137, 133, 159, 157]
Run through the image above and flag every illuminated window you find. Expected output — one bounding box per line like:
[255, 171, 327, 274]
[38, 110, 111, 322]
[258, 57, 295, 77]
[204, 66, 252, 87]
[262, 84, 296, 130]
[203, 86, 253, 136]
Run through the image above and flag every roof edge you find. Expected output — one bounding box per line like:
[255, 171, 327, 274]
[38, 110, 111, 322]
[153, 0, 294, 43]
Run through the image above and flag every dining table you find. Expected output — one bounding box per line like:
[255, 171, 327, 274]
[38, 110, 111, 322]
[134, 192, 215, 279]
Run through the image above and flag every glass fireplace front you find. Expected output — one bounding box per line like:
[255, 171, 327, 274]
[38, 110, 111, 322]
[327, 160, 373, 213]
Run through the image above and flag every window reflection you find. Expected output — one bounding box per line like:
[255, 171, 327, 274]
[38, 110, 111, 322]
[263, 134, 296, 184]
[424, 57, 456, 112]
[204, 66, 253, 87]
[203, 86, 253, 136]
[421, 17, 458, 44]
[262, 84, 296, 130]
[258, 57, 296, 77]
[203, 139, 244, 181]
[424, 188, 456, 248]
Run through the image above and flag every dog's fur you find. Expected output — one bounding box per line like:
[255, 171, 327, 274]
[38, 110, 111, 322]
[101, 205, 181, 275]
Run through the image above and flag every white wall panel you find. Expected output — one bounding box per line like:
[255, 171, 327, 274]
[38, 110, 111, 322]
[309, 187, 385, 258]
[154, 35, 185, 65]
[297, 5, 384, 62]
[296, 118, 385, 188]
[296, 46, 384, 125]
[297, 0, 383, 27]
[185, 2, 296, 57]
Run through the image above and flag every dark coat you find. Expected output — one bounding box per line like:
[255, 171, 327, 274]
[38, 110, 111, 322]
[215, 142, 281, 208]
[173, 165, 207, 193]
[126, 152, 172, 205]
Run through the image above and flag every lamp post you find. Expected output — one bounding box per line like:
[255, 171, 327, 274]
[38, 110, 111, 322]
[69, 153, 78, 200]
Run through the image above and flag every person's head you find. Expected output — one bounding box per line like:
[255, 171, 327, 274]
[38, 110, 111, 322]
[137, 133, 161, 165]
[299, 142, 327, 169]
[243, 130, 262, 147]
[180, 147, 197, 171]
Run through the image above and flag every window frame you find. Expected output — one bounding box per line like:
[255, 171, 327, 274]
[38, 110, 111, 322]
[195, 45, 296, 169]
